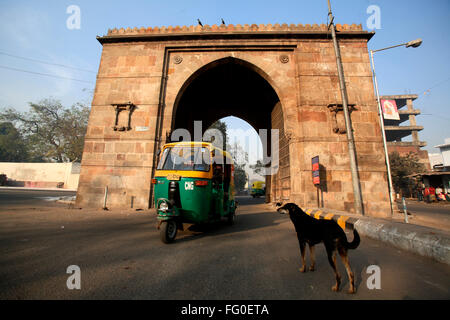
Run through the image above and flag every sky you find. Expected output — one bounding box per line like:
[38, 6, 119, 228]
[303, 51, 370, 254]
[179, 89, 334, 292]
[0, 0, 449, 168]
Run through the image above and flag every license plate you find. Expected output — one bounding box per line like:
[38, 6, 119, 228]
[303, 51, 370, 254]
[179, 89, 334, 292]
[167, 174, 181, 181]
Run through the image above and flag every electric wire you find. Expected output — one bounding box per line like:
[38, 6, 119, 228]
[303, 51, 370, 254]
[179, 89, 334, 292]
[0, 65, 94, 83]
[0, 51, 96, 73]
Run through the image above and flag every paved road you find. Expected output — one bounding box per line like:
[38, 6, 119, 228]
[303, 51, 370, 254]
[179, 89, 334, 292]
[0, 188, 76, 208]
[395, 199, 450, 230]
[0, 195, 449, 300]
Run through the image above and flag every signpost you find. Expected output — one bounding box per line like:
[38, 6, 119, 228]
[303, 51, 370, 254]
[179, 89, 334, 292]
[312, 156, 320, 186]
[312, 156, 320, 207]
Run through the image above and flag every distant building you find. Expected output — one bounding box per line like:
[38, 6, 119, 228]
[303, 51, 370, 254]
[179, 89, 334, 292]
[381, 94, 430, 170]
[435, 138, 450, 171]
[428, 153, 444, 170]
[415, 138, 450, 195]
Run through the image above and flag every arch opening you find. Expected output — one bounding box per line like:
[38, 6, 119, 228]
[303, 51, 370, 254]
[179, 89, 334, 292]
[170, 58, 291, 203]
[172, 58, 279, 137]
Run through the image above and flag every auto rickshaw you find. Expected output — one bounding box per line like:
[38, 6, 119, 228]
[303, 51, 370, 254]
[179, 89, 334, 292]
[250, 181, 266, 198]
[153, 141, 237, 243]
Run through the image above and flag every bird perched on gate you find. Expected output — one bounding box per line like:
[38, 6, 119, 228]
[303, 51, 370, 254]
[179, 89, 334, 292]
[221, 18, 226, 25]
[197, 19, 203, 27]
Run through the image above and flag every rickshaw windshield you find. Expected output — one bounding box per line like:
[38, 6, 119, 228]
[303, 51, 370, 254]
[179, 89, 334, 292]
[157, 146, 211, 172]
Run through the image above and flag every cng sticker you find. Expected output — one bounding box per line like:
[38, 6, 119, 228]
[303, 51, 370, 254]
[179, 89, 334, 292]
[185, 181, 194, 190]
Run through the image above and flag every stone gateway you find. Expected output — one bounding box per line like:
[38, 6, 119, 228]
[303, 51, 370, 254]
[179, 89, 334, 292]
[76, 23, 391, 217]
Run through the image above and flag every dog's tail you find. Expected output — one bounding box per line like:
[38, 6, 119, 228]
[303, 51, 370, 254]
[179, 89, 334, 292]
[345, 229, 360, 250]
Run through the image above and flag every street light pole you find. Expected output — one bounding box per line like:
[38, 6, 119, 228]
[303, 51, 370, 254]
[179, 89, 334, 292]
[369, 39, 422, 216]
[370, 50, 396, 215]
[327, 0, 364, 215]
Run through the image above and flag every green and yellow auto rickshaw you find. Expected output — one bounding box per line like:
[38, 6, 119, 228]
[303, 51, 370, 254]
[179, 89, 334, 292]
[251, 181, 266, 198]
[153, 141, 237, 243]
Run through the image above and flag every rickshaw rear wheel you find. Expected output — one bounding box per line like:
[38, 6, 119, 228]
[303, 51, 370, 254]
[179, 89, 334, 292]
[160, 220, 177, 244]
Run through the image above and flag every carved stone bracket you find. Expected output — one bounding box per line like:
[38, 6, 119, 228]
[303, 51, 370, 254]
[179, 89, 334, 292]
[111, 102, 136, 131]
[279, 55, 289, 63]
[327, 104, 356, 134]
[173, 55, 183, 64]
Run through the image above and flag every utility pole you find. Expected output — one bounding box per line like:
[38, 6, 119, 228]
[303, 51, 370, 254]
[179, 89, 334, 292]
[327, 0, 364, 215]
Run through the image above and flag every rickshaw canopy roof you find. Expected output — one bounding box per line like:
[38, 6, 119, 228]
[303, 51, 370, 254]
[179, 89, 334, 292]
[252, 181, 265, 189]
[155, 141, 235, 179]
[162, 141, 234, 164]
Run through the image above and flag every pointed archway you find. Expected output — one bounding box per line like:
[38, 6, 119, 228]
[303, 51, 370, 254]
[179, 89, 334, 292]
[170, 57, 291, 202]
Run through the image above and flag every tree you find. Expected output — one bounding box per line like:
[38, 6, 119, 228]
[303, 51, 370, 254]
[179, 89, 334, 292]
[389, 152, 426, 196]
[0, 99, 90, 162]
[250, 160, 265, 176]
[206, 120, 228, 150]
[227, 140, 249, 192]
[233, 165, 248, 193]
[0, 122, 29, 162]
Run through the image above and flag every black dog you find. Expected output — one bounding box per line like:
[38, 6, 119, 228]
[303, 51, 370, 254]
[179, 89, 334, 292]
[277, 202, 360, 293]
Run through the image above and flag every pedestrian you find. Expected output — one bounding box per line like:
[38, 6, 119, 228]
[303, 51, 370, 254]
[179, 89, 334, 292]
[424, 186, 436, 203]
[436, 186, 445, 201]
[417, 186, 423, 201]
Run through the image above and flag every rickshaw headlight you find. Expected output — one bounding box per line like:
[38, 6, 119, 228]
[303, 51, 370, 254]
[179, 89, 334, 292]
[159, 201, 169, 212]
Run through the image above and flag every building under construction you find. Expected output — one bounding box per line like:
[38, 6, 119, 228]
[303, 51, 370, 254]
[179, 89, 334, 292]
[381, 94, 430, 170]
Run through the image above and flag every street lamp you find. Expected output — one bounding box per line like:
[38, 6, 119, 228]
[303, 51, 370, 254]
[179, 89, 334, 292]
[370, 39, 422, 216]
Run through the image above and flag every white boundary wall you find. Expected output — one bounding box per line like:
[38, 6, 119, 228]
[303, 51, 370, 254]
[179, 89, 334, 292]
[0, 162, 80, 189]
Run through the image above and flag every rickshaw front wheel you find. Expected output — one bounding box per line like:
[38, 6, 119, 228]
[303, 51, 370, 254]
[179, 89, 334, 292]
[160, 220, 177, 244]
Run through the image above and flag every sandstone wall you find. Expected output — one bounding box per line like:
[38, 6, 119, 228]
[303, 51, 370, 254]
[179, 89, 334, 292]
[76, 24, 391, 217]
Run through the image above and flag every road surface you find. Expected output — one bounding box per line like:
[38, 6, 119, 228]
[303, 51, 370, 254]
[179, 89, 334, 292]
[396, 199, 450, 230]
[0, 195, 449, 300]
[0, 188, 76, 208]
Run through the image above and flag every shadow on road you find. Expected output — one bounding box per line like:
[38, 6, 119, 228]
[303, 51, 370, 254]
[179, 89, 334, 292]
[175, 210, 282, 243]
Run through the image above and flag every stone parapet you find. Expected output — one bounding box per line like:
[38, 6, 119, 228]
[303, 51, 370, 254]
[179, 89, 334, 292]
[105, 23, 365, 36]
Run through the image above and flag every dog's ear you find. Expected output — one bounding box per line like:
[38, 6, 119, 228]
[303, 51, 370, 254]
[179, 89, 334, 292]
[275, 202, 283, 207]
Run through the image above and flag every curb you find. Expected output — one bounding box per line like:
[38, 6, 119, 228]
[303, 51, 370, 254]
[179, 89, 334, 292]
[305, 207, 450, 265]
[304, 208, 359, 231]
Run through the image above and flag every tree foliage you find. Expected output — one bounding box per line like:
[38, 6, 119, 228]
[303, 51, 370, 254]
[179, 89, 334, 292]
[0, 122, 30, 162]
[227, 141, 249, 192]
[389, 151, 426, 194]
[233, 165, 248, 192]
[0, 99, 90, 162]
[206, 120, 228, 150]
[250, 160, 265, 176]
